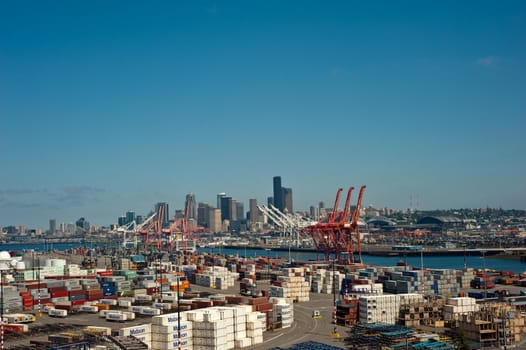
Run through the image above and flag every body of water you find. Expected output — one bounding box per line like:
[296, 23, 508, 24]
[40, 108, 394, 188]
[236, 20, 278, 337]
[199, 247, 526, 274]
[1, 243, 525, 274]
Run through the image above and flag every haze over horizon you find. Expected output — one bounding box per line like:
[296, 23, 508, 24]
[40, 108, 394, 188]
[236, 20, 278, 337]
[1, 1, 525, 228]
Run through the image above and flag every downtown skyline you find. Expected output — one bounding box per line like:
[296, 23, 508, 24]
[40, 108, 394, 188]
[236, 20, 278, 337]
[1, 1, 525, 227]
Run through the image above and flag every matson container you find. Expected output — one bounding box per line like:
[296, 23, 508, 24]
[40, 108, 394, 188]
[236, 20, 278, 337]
[49, 309, 68, 318]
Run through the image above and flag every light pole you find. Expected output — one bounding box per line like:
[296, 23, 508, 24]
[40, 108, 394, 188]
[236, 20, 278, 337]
[330, 258, 339, 338]
[265, 248, 271, 295]
[1, 268, 6, 350]
[176, 252, 181, 350]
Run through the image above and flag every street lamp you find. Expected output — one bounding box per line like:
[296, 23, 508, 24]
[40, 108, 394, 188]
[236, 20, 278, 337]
[330, 258, 340, 338]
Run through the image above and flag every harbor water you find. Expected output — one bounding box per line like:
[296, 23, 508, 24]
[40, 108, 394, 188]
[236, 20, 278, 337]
[1, 242, 525, 273]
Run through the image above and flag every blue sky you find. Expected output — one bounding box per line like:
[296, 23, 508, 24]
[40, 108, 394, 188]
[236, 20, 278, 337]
[1, 1, 525, 228]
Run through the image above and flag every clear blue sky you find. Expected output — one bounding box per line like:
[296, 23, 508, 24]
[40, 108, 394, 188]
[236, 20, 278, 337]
[1, 1, 525, 228]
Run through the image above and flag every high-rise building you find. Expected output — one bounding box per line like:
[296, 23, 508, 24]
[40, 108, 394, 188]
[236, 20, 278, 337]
[118, 216, 126, 227]
[185, 193, 197, 220]
[267, 197, 273, 206]
[19, 225, 26, 234]
[283, 187, 293, 213]
[60, 222, 66, 233]
[126, 211, 135, 224]
[217, 193, 226, 209]
[236, 202, 244, 221]
[198, 202, 212, 228]
[249, 199, 261, 223]
[273, 176, 284, 212]
[220, 197, 237, 221]
[209, 208, 222, 232]
[155, 202, 170, 228]
[49, 219, 56, 234]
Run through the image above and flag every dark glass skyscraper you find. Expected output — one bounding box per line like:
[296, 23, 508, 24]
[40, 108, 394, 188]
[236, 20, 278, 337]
[273, 176, 284, 212]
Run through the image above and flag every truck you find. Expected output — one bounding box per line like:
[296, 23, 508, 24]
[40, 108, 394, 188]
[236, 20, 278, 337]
[2, 314, 36, 324]
[49, 309, 68, 318]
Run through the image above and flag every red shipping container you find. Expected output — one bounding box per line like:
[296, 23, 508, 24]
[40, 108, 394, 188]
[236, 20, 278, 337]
[69, 290, 85, 297]
[49, 287, 68, 294]
[71, 299, 86, 306]
[97, 271, 113, 277]
[51, 291, 69, 298]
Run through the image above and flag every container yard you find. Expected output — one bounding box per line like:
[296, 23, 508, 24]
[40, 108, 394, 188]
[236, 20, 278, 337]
[0, 248, 524, 349]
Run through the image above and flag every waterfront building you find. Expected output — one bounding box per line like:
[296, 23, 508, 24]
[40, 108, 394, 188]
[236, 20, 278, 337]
[198, 202, 212, 228]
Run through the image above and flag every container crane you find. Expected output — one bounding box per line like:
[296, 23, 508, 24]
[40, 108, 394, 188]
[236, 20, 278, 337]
[305, 185, 366, 264]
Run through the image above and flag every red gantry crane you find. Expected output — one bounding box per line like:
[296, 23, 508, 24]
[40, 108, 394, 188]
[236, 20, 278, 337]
[305, 185, 366, 264]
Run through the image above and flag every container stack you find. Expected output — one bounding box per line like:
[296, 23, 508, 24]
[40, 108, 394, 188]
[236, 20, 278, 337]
[246, 311, 265, 345]
[359, 293, 423, 324]
[336, 298, 359, 326]
[457, 268, 476, 288]
[152, 312, 193, 350]
[190, 308, 233, 350]
[431, 269, 460, 296]
[269, 297, 294, 329]
[195, 266, 238, 290]
[119, 324, 152, 346]
[443, 297, 479, 321]
[269, 268, 310, 302]
[232, 305, 252, 348]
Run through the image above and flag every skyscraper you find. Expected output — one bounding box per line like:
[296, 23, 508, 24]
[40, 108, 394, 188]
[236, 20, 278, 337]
[273, 176, 284, 212]
[155, 202, 170, 228]
[283, 187, 293, 213]
[217, 193, 226, 209]
[236, 202, 244, 221]
[249, 198, 260, 223]
[49, 219, 56, 234]
[185, 193, 197, 220]
[198, 202, 212, 228]
[125, 211, 135, 224]
[209, 208, 222, 233]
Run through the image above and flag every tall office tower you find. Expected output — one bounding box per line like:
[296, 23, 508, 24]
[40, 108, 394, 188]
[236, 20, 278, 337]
[209, 208, 222, 233]
[49, 219, 56, 234]
[60, 222, 66, 233]
[319, 201, 325, 209]
[309, 206, 319, 219]
[126, 211, 135, 224]
[197, 202, 211, 228]
[155, 202, 170, 228]
[118, 216, 127, 227]
[249, 199, 260, 223]
[283, 187, 293, 213]
[185, 193, 197, 220]
[136, 215, 144, 225]
[267, 197, 274, 206]
[19, 225, 26, 234]
[236, 202, 244, 221]
[217, 193, 226, 209]
[273, 176, 284, 212]
[220, 197, 237, 221]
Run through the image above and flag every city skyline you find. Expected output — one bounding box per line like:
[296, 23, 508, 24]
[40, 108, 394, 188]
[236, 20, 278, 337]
[1, 1, 525, 227]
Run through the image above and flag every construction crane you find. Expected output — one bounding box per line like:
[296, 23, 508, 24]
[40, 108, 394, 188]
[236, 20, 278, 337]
[304, 185, 366, 264]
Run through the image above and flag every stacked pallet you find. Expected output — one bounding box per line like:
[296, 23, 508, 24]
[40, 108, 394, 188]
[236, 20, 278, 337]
[152, 312, 193, 350]
[270, 268, 310, 302]
[399, 299, 444, 327]
[443, 297, 479, 321]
